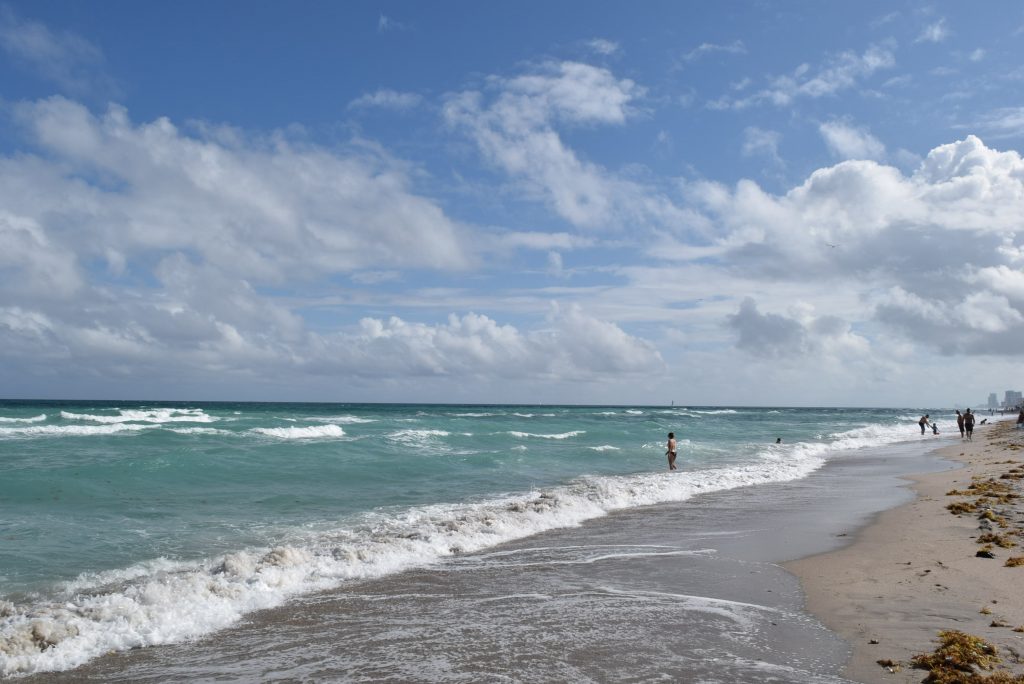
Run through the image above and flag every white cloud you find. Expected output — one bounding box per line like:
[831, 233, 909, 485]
[377, 14, 409, 32]
[681, 40, 746, 62]
[303, 306, 664, 381]
[0, 6, 117, 96]
[0, 94, 675, 394]
[916, 18, 949, 43]
[587, 38, 619, 56]
[819, 120, 886, 160]
[969, 48, 986, 62]
[970, 107, 1024, 139]
[742, 127, 783, 164]
[0, 211, 82, 298]
[717, 46, 895, 109]
[444, 61, 670, 230]
[686, 136, 1024, 357]
[348, 89, 423, 111]
[496, 231, 594, 251]
[728, 298, 807, 357]
[546, 251, 564, 277]
[8, 96, 473, 284]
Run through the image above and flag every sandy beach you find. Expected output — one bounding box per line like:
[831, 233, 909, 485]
[788, 419, 1024, 683]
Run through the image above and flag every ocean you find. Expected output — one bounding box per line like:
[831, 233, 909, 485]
[0, 401, 962, 680]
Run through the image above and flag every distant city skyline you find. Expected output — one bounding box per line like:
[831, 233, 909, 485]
[2, 2, 1024, 407]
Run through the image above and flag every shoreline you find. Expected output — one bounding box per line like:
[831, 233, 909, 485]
[787, 419, 1024, 683]
[21, 435, 956, 682]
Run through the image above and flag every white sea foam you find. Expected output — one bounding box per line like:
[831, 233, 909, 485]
[249, 425, 346, 440]
[451, 412, 495, 418]
[0, 408, 940, 676]
[0, 442, 829, 677]
[0, 414, 46, 423]
[588, 445, 620, 451]
[387, 429, 452, 450]
[60, 408, 216, 424]
[507, 431, 584, 440]
[826, 421, 955, 451]
[0, 423, 154, 438]
[308, 415, 376, 424]
[625, 409, 644, 415]
[167, 427, 233, 436]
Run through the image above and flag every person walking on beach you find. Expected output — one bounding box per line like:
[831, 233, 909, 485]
[918, 414, 930, 435]
[666, 432, 678, 471]
[956, 410, 965, 439]
[963, 409, 975, 441]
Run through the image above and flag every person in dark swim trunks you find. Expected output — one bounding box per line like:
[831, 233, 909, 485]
[666, 432, 677, 471]
[964, 409, 975, 441]
[918, 414, 929, 434]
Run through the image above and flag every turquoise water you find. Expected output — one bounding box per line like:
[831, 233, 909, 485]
[0, 400, 956, 675]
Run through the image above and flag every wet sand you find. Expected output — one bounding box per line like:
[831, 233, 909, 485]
[24, 440, 958, 683]
[788, 419, 1024, 683]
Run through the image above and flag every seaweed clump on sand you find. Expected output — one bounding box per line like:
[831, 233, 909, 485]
[945, 464, 1024, 558]
[1005, 556, 1024, 568]
[910, 630, 1024, 682]
[977, 533, 1017, 548]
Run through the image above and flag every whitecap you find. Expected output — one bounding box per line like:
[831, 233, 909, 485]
[60, 408, 216, 424]
[249, 425, 346, 440]
[0, 414, 46, 423]
[0, 424, 154, 438]
[507, 431, 584, 440]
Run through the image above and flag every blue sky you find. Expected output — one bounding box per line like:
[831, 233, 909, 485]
[1, 1, 1023, 407]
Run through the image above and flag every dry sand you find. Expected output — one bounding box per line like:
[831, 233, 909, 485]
[787, 419, 1024, 683]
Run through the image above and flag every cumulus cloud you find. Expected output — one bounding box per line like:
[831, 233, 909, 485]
[319, 306, 663, 380]
[728, 298, 807, 358]
[6, 96, 472, 285]
[0, 95, 672, 392]
[348, 89, 423, 111]
[689, 136, 1024, 357]
[819, 120, 886, 160]
[0, 297, 664, 387]
[727, 298, 870, 361]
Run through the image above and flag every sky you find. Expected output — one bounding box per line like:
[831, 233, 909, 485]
[1, 1, 1023, 407]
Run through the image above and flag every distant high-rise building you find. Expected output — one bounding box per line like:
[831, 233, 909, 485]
[989, 393, 999, 409]
[1005, 390, 1023, 408]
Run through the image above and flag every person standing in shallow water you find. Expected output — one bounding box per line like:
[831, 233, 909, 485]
[666, 432, 678, 471]
[919, 414, 930, 435]
[956, 410, 965, 439]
